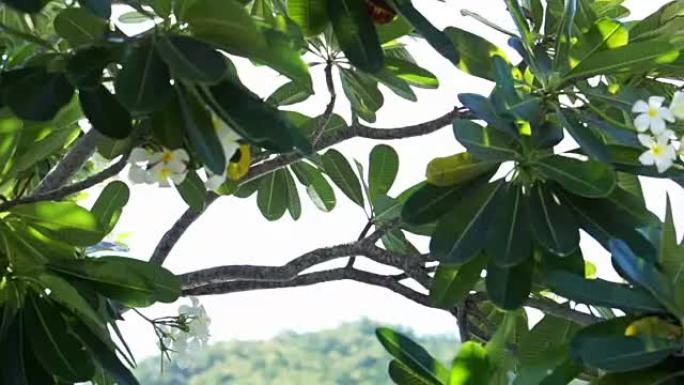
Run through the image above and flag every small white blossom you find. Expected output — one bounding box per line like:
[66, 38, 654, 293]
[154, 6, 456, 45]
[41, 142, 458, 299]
[148, 161, 187, 186]
[163, 297, 211, 368]
[126, 147, 189, 186]
[633, 96, 675, 134]
[202, 116, 243, 190]
[638, 131, 677, 173]
[670, 91, 684, 120]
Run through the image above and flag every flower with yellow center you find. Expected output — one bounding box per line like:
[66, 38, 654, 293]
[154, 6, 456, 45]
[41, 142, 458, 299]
[127, 147, 190, 186]
[638, 131, 676, 173]
[148, 160, 188, 186]
[632, 96, 674, 134]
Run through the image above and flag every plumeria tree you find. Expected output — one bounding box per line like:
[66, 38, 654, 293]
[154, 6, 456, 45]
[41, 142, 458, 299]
[1, 0, 684, 384]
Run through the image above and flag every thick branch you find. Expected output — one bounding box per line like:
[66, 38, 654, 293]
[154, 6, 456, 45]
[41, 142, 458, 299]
[34, 130, 102, 194]
[0, 153, 128, 212]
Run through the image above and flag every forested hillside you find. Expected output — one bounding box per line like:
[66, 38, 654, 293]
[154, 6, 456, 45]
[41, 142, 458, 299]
[135, 320, 459, 385]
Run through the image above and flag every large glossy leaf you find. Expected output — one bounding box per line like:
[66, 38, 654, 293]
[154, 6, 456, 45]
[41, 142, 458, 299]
[486, 183, 532, 267]
[288, 0, 329, 36]
[526, 185, 579, 256]
[401, 183, 464, 225]
[535, 155, 616, 198]
[458, 94, 516, 136]
[1, 68, 74, 122]
[321, 149, 364, 207]
[54, 7, 108, 47]
[444, 27, 506, 81]
[78, 0, 111, 18]
[388, 360, 439, 385]
[80, 85, 133, 139]
[327, 0, 383, 72]
[266, 80, 313, 106]
[10, 202, 103, 246]
[257, 169, 289, 221]
[73, 321, 140, 385]
[376, 327, 450, 384]
[66, 46, 113, 90]
[384, 0, 457, 63]
[546, 270, 666, 314]
[340, 68, 384, 123]
[556, 108, 609, 163]
[284, 169, 302, 220]
[253, 28, 313, 88]
[384, 57, 439, 89]
[175, 170, 207, 212]
[571, 317, 680, 372]
[157, 35, 228, 84]
[0, 0, 47, 13]
[426, 153, 496, 187]
[369, 144, 399, 200]
[49, 256, 181, 307]
[453, 119, 518, 162]
[563, 41, 679, 82]
[449, 342, 491, 385]
[429, 254, 487, 309]
[430, 181, 502, 264]
[184, 0, 267, 57]
[91, 181, 130, 233]
[486, 256, 534, 310]
[114, 41, 172, 115]
[371, 69, 417, 101]
[25, 296, 95, 382]
[0, 317, 28, 385]
[292, 162, 336, 212]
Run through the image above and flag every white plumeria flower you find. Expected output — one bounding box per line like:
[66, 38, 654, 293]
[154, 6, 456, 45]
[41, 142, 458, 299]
[149, 148, 190, 170]
[204, 171, 226, 190]
[632, 96, 675, 134]
[670, 91, 684, 120]
[148, 161, 187, 186]
[638, 131, 677, 173]
[127, 147, 154, 184]
[214, 115, 241, 160]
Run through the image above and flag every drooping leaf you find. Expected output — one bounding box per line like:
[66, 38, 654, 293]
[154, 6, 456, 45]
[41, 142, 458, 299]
[401, 183, 464, 226]
[91, 181, 130, 233]
[157, 35, 228, 84]
[384, 57, 439, 89]
[79, 85, 133, 139]
[284, 169, 302, 220]
[376, 327, 450, 384]
[486, 256, 534, 310]
[321, 149, 364, 207]
[486, 183, 532, 267]
[429, 254, 487, 309]
[453, 119, 518, 162]
[426, 153, 496, 187]
[556, 108, 610, 163]
[340, 68, 384, 123]
[175, 170, 208, 212]
[526, 185, 580, 256]
[388, 360, 439, 385]
[114, 41, 172, 115]
[291, 162, 336, 212]
[444, 27, 507, 81]
[54, 7, 108, 47]
[288, 0, 329, 36]
[267, 80, 313, 106]
[327, 0, 383, 72]
[257, 169, 289, 221]
[535, 155, 616, 198]
[369, 144, 399, 200]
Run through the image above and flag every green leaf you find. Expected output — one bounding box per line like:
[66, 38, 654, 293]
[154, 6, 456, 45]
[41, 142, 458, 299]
[486, 183, 532, 267]
[430, 181, 502, 264]
[49, 256, 181, 307]
[610, 239, 684, 319]
[175, 170, 208, 212]
[203, 80, 312, 154]
[378, 16, 414, 43]
[659, 196, 684, 285]
[563, 41, 680, 82]
[321, 149, 364, 207]
[10, 201, 103, 246]
[157, 35, 228, 84]
[91, 181, 130, 233]
[25, 295, 95, 382]
[596, 369, 684, 385]
[449, 342, 491, 385]
[369, 144, 399, 200]
[327, 0, 383, 72]
[340, 68, 384, 123]
[257, 169, 289, 221]
[114, 41, 172, 115]
[526, 185, 579, 256]
[552, 0, 576, 72]
[292, 162, 336, 212]
[486, 256, 534, 310]
[284, 169, 302, 220]
[54, 7, 108, 47]
[288, 0, 329, 36]
[457, 94, 516, 137]
[426, 152, 496, 187]
[571, 317, 680, 372]
[66, 46, 113, 90]
[78, 0, 111, 18]
[388, 360, 439, 385]
[453, 119, 517, 161]
[384, 0, 457, 63]
[556, 108, 609, 163]
[0, 0, 47, 13]
[376, 327, 450, 384]
[546, 270, 666, 314]
[0, 317, 28, 385]
[384, 57, 439, 89]
[184, 0, 267, 57]
[401, 184, 462, 225]
[535, 155, 616, 198]
[371, 69, 416, 101]
[176, 86, 226, 175]
[444, 27, 507, 81]
[429, 254, 487, 309]
[1, 68, 74, 122]
[80, 85, 133, 139]
[255, 29, 313, 89]
[266, 80, 313, 106]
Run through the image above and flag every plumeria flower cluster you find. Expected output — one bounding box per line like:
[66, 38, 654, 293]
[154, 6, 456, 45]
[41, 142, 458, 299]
[632, 93, 684, 173]
[128, 147, 189, 186]
[153, 297, 211, 369]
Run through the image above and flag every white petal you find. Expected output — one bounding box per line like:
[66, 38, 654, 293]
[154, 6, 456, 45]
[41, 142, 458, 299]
[128, 165, 149, 184]
[649, 117, 666, 134]
[639, 151, 655, 166]
[167, 159, 187, 173]
[170, 171, 187, 185]
[129, 148, 150, 164]
[204, 173, 226, 190]
[633, 100, 649, 113]
[658, 129, 676, 141]
[634, 114, 650, 132]
[173, 149, 190, 162]
[587, 75, 602, 87]
[649, 95, 666, 107]
[148, 152, 164, 164]
[638, 134, 655, 148]
[222, 142, 240, 161]
[671, 92, 684, 119]
[659, 107, 675, 122]
[665, 145, 678, 160]
[655, 157, 674, 173]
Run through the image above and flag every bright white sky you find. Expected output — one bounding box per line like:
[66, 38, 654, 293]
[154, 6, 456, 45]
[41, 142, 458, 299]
[102, 0, 677, 359]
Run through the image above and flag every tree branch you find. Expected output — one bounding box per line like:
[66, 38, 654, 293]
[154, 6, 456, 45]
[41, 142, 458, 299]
[34, 130, 102, 194]
[312, 61, 337, 145]
[0, 152, 129, 212]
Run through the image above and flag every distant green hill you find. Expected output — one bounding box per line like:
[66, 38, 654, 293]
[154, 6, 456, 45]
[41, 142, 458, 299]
[135, 319, 460, 385]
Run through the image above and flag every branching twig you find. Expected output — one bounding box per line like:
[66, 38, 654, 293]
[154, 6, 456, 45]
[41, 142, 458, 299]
[312, 61, 337, 145]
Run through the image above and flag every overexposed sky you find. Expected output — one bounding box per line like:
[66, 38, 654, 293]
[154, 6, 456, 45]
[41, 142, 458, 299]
[102, 0, 677, 359]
